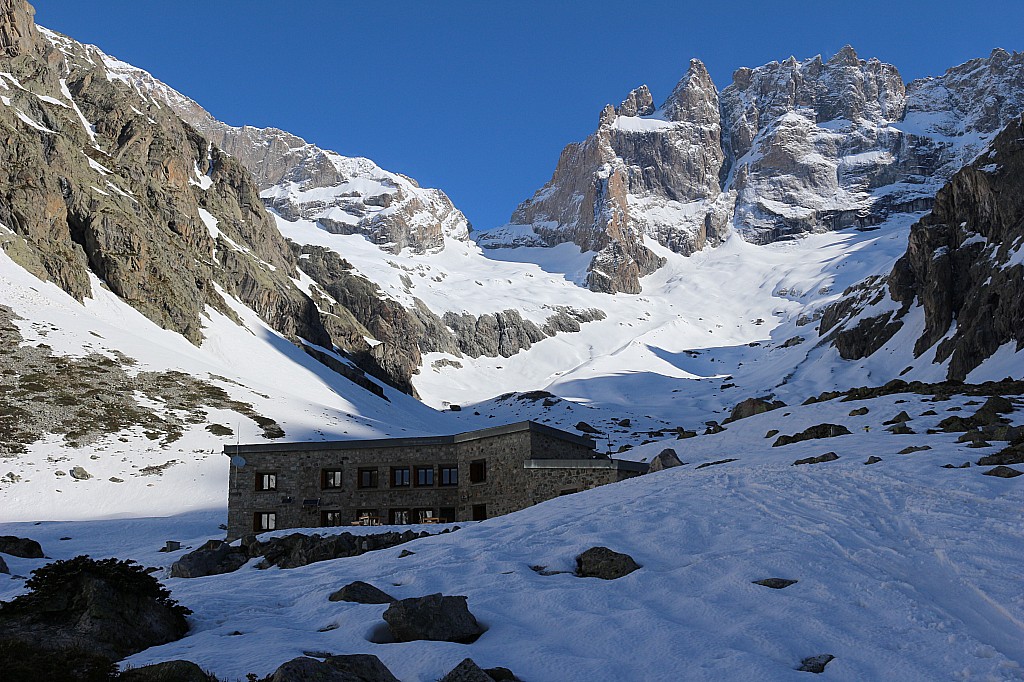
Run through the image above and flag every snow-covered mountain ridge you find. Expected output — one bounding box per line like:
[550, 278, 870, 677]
[482, 46, 1024, 294]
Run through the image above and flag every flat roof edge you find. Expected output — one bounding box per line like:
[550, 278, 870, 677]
[224, 420, 595, 454]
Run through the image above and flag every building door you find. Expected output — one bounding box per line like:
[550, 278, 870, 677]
[472, 504, 487, 521]
[389, 508, 410, 525]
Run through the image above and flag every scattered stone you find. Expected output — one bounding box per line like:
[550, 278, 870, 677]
[980, 396, 1014, 414]
[781, 335, 805, 348]
[484, 666, 521, 681]
[266, 655, 399, 682]
[440, 658, 495, 682]
[574, 421, 600, 434]
[617, 418, 631, 427]
[648, 448, 683, 472]
[798, 654, 835, 673]
[920, 409, 938, 416]
[69, 466, 92, 480]
[977, 445, 1024, 466]
[726, 396, 785, 423]
[848, 407, 869, 416]
[170, 540, 248, 578]
[120, 660, 218, 682]
[399, 549, 416, 558]
[753, 578, 797, 589]
[529, 565, 568, 576]
[695, 458, 738, 469]
[704, 421, 726, 435]
[773, 423, 852, 447]
[575, 546, 640, 580]
[329, 581, 395, 604]
[938, 415, 975, 432]
[676, 428, 698, 439]
[886, 423, 915, 435]
[109, 477, 124, 483]
[883, 411, 912, 424]
[382, 594, 485, 643]
[942, 462, 972, 469]
[0, 536, 44, 558]
[864, 456, 882, 465]
[983, 466, 1023, 478]
[898, 445, 931, 455]
[792, 452, 840, 466]
[0, 555, 8, 574]
[765, 429, 779, 439]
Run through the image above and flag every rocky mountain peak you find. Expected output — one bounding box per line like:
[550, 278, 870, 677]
[662, 58, 718, 123]
[616, 84, 654, 117]
[827, 44, 861, 67]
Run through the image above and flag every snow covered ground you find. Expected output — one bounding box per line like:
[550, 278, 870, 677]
[2, 391, 1022, 681]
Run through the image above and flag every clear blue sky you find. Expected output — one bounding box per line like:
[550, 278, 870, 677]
[35, 1, 1024, 231]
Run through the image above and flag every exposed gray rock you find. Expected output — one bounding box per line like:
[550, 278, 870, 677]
[694, 458, 738, 469]
[69, 466, 92, 480]
[382, 594, 485, 643]
[0, 555, 8, 574]
[865, 456, 883, 465]
[726, 396, 785, 422]
[328, 581, 395, 604]
[170, 540, 248, 578]
[753, 578, 797, 589]
[773, 424, 852, 447]
[849, 407, 869, 416]
[883, 411, 912, 425]
[792, 452, 840, 466]
[648, 448, 683, 472]
[120, 661, 218, 682]
[983, 465, 1023, 478]
[0, 535, 43, 558]
[439, 658, 494, 682]
[575, 546, 640, 580]
[798, 654, 835, 673]
[266, 655, 398, 682]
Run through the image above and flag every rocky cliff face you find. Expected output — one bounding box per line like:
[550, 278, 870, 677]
[486, 46, 1024, 293]
[88, 53, 471, 255]
[820, 111, 1024, 380]
[0, 2, 412, 397]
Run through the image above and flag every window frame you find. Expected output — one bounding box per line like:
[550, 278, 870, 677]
[255, 472, 277, 491]
[414, 465, 434, 487]
[321, 468, 344, 490]
[439, 465, 458, 487]
[391, 466, 411, 488]
[357, 467, 379, 489]
[254, 511, 277, 531]
[469, 459, 487, 484]
[321, 510, 345, 527]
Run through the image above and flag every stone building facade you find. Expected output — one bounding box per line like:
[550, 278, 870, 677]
[225, 421, 647, 539]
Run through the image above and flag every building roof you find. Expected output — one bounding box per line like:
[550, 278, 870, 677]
[224, 420, 597, 455]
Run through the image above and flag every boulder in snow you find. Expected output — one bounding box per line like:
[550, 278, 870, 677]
[383, 594, 485, 643]
[575, 546, 640, 580]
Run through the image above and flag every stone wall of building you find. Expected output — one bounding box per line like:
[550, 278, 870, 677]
[225, 423, 639, 540]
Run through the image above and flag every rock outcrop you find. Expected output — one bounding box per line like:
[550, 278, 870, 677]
[574, 546, 640, 579]
[0, 556, 190, 661]
[822, 111, 1024, 379]
[0, 535, 43, 558]
[382, 594, 485, 643]
[483, 47, 1024, 293]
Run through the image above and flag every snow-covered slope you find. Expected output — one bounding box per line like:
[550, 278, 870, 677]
[3, 390, 1023, 680]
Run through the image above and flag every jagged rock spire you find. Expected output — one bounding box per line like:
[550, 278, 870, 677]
[661, 58, 719, 123]
[617, 85, 654, 117]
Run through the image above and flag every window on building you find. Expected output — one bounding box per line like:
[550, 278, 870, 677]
[439, 507, 457, 523]
[469, 459, 487, 483]
[472, 504, 487, 521]
[389, 508, 410, 525]
[439, 465, 458, 486]
[321, 469, 343, 489]
[391, 466, 411, 487]
[415, 466, 434, 487]
[321, 510, 345, 527]
[414, 508, 435, 523]
[358, 468, 379, 489]
[256, 472, 277, 491]
[254, 512, 276, 531]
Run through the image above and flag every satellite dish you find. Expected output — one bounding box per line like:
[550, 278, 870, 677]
[230, 456, 247, 468]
